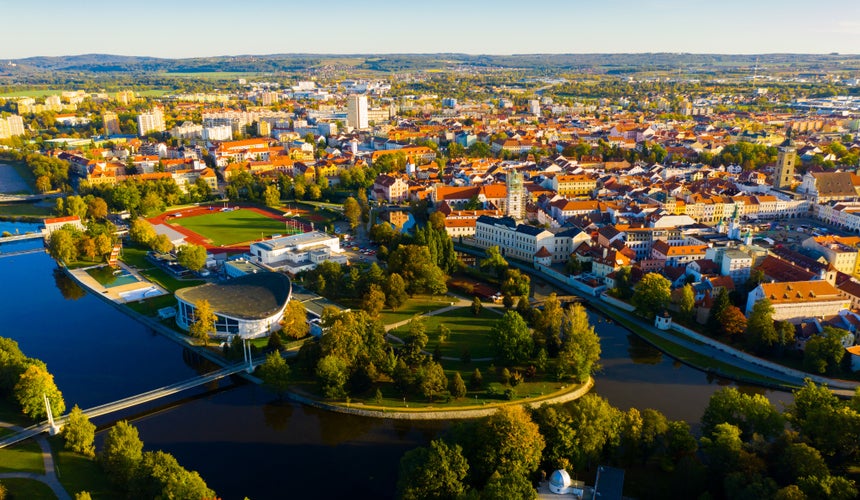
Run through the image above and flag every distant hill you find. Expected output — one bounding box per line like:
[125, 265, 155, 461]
[6, 52, 860, 75]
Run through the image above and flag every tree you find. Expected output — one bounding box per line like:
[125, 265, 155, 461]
[481, 471, 537, 500]
[176, 244, 207, 272]
[361, 284, 386, 318]
[48, 228, 78, 264]
[708, 288, 732, 335]
[420, 362, 448, 401]
[86, 197, 108, 220]
[745, 298, 777, 353]
[63, 405, 96, 457]
[101, 420, 144, 486]
[385, 273, 409, 310]
[36, 175, 51, 193]
[501, 269, 530, 298]
[316, 355, 349, 399]
[701, 387, 784, 440]
[534, 293, 563, 354]
[449, 372, 467, 399]
[94, 233, 112, 260]
[470, 368, 484, 390]
[281, 301, 309, 339]
[631, 273, 671, 319]
[139, 191, 165, 217]
[79, 236, 97, 261]
[480, 246, 508, 278]
[74, 492, 92, 500]
[558, 303, 601, 383]
[719, 306, 748, 338]
[471, 296, 482, 316]
[64, 195, 88, 220]
[463, 406, 545, 487]
[613, 266, 634, 299]
[798, 475, 858, 500]
[777, 442, 829, 486]
[675, 284, 695, 321]
[804, 326, 847, 375]
[397, 439, 469, 500]
[188, 299, 215, 344]
[259, 352, 291, 398]
[343, 196, 361, 230]
[490, 311, 533, 366]
[132, 450, 215, 500]
[387, 245, 447, 295]
[261, 184, 280, 208]
[150, 233, 173, 254]
[14, 364, 65, 420]
[129, 218, 156, 246]
[565, 394, 622, 470]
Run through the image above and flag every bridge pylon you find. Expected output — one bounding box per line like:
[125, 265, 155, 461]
[44, 394, 61, 436]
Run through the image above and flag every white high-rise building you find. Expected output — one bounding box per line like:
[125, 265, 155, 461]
[347, 95, 368, 130]
[506, 168, 525, 221]
[6, 115, 24, 136]
[528, 99, 540, 116]
[103, 111, 121, 135]
[137, 108, 166, 136]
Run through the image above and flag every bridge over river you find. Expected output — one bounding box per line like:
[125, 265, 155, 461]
[0, 359, 262, 449]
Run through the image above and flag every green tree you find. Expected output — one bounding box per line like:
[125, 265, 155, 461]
[701, 387, 784, 440]
[316, 354, 349, 399]
[74, 492, 92, 500]
[631, 273, 671, 319]
[675, 283, 695, 321]
[449, 372, 467, 399]
[14, 364, 65, 420]
[798, 475, 858, 500]
[707, 288, 732, 335]
[139, 191, 165, 217]
[471, 296, 482, 316]
[470, 368, 484, 390]
[86, 197, 108, 220]
[566, 394, 622, 470]
[343, 196, 361, 230]
[420, 361, 448, 401]
[129, 217, 156, 246]
[281, 300, 309, 339]
[777, 442, 829, 486]
[94, 233, 112, 260]
[490, 311, 533, 365]
[100, 420, 144, 487]
[481, 471, 537, 500]
[63, 405, 96, 457]
[745, 298, 778, 353]
[501, 269, 530, 298]
[397, 439, 469, 500]
[176, 244, 207, 272]
[48, 228, 79, 264]
[387, 245, 447, 295]
[534, 293, 563, 354]
[467, 406, 545, 484]
[188, 299, 215, 344]
[150, 233, 173, 254]
[804, 326, 847, 375]
[558, 303, 601, 383]
[131, 450, 215, 500]
[613, 266, 634, 299]
[361, 284, 386, 318]
[64, 195, 88, 220]
[385, 273, 409, 310]
[263, 184, 281, 208]
[480, 246, 508, 278]
[259, 352, 291, 398]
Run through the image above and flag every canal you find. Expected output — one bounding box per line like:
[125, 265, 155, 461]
[0, 221, 793, 499]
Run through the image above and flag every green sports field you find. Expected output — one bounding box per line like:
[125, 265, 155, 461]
[170, 209, 291, 246]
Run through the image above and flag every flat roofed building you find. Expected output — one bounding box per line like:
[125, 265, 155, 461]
[249, 231, 347, 274]
[175, 272, 292, 339]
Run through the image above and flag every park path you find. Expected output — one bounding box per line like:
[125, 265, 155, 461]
[0, 422, 71, 500]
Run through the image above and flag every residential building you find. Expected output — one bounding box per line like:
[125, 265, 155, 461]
[372, 174, 409, 203]
[103, 111, 121, 135]
[651, 240, 708, 267]
[137, 107, 166, 136]
[44, 216, 85, 237]
[746, 281, 849, 323]
[720, 248, 753, 284]
[802, 235, 860, 276]
[474, 215, 567, 264]
[547, 174, 597, 198]
[347, 95, 368, 129]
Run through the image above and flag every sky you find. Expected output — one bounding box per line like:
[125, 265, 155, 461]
[1, 0, 859, 59]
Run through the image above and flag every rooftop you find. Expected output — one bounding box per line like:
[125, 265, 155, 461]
[176, 272, 291, 320]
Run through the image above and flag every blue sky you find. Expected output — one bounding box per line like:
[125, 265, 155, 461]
[1, 0, 858, 58]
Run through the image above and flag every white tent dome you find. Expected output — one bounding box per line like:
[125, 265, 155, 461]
[549, 469, 572, 494]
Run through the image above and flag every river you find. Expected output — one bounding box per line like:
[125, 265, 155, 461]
[0, 220, 794, 499]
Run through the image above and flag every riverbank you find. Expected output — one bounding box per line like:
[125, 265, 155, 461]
[287, 377, 593, 420]
[454, 243, 859, 396]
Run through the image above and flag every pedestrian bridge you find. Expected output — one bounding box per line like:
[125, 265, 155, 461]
[0, 361, 260, 449]
[0, 232, 44, 244]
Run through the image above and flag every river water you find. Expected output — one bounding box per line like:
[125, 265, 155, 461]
[0, 220, 793, 499]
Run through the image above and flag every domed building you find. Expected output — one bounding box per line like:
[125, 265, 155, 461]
[175, 272, 292, 340]
[549, 469, 573, 494]
[538, 469, 586, 498]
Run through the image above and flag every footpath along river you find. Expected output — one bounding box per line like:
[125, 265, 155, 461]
[0, 220, 792, 499]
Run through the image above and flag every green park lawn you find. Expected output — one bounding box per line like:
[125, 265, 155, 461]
[378, 295, 456, 326]
[169, 208, 289, 246]
[0, 439, 44, 474]
[0, 203, 53, 218]
[0, 478, 56, 499]
[48, 436, 118, 499]
[393, 306, 500, 360]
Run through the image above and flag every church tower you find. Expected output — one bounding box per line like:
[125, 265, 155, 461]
[774, 128, 796, 190]
[506, 168, 525, 221]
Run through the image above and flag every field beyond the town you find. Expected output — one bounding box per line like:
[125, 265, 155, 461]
[166, 207, 293, 246]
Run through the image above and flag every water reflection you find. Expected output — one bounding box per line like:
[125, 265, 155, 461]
[52, 267, 86, 300]
[262, 400, 294, 431]
[626, 334, 663, 365]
